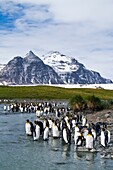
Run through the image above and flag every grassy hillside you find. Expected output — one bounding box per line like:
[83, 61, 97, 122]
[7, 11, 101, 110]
[0, 85, 113, 100]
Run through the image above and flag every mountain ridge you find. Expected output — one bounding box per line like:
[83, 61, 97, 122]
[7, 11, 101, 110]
[0, 51, 112, 85]
[0, 51, 64, 85]
[42, 51, 112, 84]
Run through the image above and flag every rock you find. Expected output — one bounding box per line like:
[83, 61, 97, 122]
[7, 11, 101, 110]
[105, 113, 110, 118]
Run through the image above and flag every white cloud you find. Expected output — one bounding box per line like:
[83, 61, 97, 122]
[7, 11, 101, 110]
[0, 0, 113, 80]
[1, 0, 113, 24]
[50, 0, 113, 23]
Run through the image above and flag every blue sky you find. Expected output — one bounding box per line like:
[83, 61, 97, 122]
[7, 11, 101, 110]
[0, 0, 113, 80]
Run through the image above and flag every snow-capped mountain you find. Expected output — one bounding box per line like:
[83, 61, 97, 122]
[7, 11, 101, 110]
[42, 51, 112, 84]
[0, 51, 64, 85]
[0, 50, 112, 85]
[0, 64, 6, 71]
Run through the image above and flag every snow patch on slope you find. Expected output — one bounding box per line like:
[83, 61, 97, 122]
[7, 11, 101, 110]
[42, 51, 79, 73]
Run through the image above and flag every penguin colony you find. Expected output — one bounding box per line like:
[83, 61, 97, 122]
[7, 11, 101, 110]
[25, 115, 110, 149]
[23, 102, 111, 151]
[4, 101, 111, 151]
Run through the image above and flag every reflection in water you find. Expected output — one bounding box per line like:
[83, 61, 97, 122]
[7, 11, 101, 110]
[75, 151, 85, 159]
[74, 149, 97, 162]
[62, 144, 71, 159]
[50, 138, 61, 149]
[85, 152, 96, 161]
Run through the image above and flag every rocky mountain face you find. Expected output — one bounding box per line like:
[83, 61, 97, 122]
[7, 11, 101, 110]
[0, 51, 112, 85]
[42, 51, 112, 84]
[0, 51, 64, 85]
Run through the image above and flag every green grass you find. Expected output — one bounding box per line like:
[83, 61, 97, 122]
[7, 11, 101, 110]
[0, 85, 113, 101]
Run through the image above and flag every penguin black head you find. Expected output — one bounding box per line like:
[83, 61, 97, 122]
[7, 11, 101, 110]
[26, 119, 29, 123]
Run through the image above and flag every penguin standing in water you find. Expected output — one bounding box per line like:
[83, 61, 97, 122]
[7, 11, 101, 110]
[101, 128, 106, 147]
[91, 128, 96, 146]
[86, 130, 94, 150]
[104, 124, 111, 147]
[63, 127, 68, 144]
[74, 123, 80, 145]
[25, 119, 32, 136]
[43, 118, 49, 129]
[75, 129, 85, 147]
[37, 120, 44, 136]
[104, 128, 110, 147]
[4, 105, 7, 111]
[63, 125, 71, 144]
[34, 121, 40, 141]
[43, 125, 49, 141]
[30, 121, 35, 137]
[48, 118, 53, 130]
[52, 121, 60, 139]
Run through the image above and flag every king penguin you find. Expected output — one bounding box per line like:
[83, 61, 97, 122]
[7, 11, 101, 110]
[25, 119, 32, 136]
[34, 121, 40, 141]
[43, 126, 49, 140]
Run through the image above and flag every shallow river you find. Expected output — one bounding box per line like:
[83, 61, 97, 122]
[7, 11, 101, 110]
[0, 104, 113, 170]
